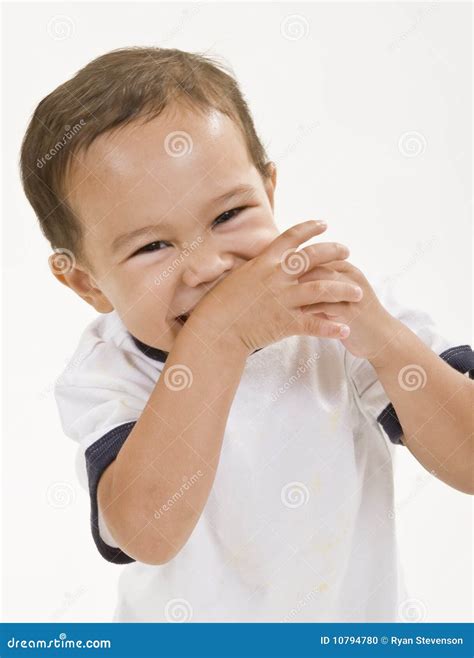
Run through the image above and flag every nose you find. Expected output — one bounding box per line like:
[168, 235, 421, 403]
[180, 236, 233, 288]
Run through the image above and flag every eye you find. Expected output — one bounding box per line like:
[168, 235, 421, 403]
[213, 206, 246, 226]
[131, 207, 246, 257]
[132, 240, 169, 256]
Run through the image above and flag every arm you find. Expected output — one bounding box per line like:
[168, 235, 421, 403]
[368, 317, 474, 495]
[98, 312, 250, 565]
[97, 219, 346, 564]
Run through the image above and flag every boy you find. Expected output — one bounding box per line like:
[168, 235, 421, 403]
[20, 47, 473, 622]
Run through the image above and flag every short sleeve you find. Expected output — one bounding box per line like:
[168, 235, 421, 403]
[54, 339, 158, 564]
[344, 279, 474, 447]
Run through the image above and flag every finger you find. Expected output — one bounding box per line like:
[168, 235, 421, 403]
[267, 219, 328, 262]
[301, 314, 351, 339]
[322, 259, 353, 271]
[279, 242, 349, 279]
[290, 279, 363, 309]
[297, 262, 351, 285]
[301, 301, 350, 315]
[299, 243, 350, 270]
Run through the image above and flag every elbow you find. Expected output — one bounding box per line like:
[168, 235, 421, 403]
[437, 455, 474, 496]
[455, 475, 474, 496]
[104, 497, 192, 566]
[99, 471, 198, 565]
[98, 468, 181, 565]
[449, 480, 474, 496]
[453, 439, 474, 495]
[127, 544, 179, 566]
[106, 507, 182, 566]
[108, 529, 181, 566]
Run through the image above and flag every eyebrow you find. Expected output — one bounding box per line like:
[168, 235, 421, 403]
[110, 183, 258, 256]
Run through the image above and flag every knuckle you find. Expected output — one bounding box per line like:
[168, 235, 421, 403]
[311, 317, 326, 334]
[302, 313, 316, 333]
[348, 262, 362, 278]
[307, 316, 336, 337]
[312, 280, 328, 300]
[325, 322, 340, 337]
[333, 283, 345, 299]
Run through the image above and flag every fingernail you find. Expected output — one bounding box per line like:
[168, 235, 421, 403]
[339, 325, 351, 338]
[316, 221, 327, 227]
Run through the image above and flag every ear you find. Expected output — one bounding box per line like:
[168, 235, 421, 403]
[264, 161, 277, 210]
[48, 253, 114, 313]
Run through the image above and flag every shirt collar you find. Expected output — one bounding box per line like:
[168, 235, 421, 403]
[129, 334, 170, 363]
[129, 332, 263, 363]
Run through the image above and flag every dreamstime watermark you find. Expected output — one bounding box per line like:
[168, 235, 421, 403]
[37, 120, 86, 168]
[7, 633, 110, 650]
[275, 120, 321, 162]
[388, 469, 437, 519]
[47, 14, 76, 40]
[164, 598, 193, 622]
[38, 349, 90, 400]
[164, 131, 193, 157]
[49, 587, 87, 621]
[49, 247, 76, 274]
[398, 131, 427, 158]
[280, 248, 311, 276]
[280, 14, 310, 41]
[154, 236, 204, 286]
[160, 3, 203, 44]
[398, 597, 428, 622]
[164, 364, 194, 391]
[46, 482, 76, 509]
[398, 364, 427, 391]
[281, 583, 328, 621]
[281, 481, 310, 509]
[383, 235, 437, 286]
[154, 471, 204, 520]
[271, 353, 320, 402]
[388, 2, 439, 53]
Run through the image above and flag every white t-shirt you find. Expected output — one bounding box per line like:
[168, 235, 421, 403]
[54, 279, 474, 622]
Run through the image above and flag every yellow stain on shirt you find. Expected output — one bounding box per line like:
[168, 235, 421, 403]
[310, 473, 321, 494]
[328, 406, 342, 434]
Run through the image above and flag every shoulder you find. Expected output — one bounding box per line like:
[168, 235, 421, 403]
[56, 311, 162, 389]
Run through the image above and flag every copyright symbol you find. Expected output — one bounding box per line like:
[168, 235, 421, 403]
[381, 636, 388, 644]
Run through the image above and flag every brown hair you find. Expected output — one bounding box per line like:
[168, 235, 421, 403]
[19, 46, 272, 272]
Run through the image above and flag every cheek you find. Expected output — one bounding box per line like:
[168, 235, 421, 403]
[239, 224, 280, 259]
[109, 266, 174, 315]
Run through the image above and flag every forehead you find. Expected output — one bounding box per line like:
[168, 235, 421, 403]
[66, 106, 255, 257]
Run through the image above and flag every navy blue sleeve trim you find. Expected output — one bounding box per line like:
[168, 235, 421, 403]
[377, 344, 474, 446]
[85, 421, 137, 564]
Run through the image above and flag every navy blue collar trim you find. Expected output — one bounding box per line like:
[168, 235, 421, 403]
[130, 332, 263, 362]
[130, 334, 171, 363]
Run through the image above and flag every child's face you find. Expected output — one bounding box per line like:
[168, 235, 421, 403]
[54, 105, 279, 350]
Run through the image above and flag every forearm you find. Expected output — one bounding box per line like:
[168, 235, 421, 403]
[103, 314, 251, 563]
[368, 319, 474, 494]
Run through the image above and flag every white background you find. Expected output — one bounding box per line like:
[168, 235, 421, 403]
[1, 1, 472, 622]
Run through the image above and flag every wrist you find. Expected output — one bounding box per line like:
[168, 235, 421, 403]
[183, 308, 251, 360]
[366, 316, 408, 370]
